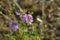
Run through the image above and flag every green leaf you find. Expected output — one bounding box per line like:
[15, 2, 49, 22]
[5, 34, 16, 40]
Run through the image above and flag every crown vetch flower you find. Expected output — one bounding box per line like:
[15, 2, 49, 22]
[21, 13, 33, 25]
[9, 21, 18, 32]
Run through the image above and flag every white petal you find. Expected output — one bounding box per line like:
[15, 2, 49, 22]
[37, 18, 43, 22]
